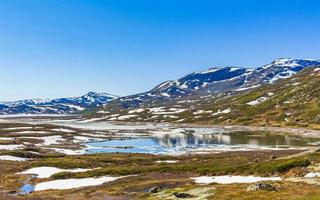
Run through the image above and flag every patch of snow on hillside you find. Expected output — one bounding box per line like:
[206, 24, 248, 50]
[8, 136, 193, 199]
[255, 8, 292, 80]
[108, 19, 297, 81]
[267, 92, 274, 96]
[13, 131, 50, 134]
[229, 67, 240, 72]
[246, 97, 268, 106]
[0, 144, 23, 150]
[49, 148, 86, 155]
[191, 175, 281, 184]
[128, 108, 145, 114]
[305, 173, 320, 178]
[1, 127, 33, 130]
[235, 85, 260, 91]
[156, 160, 178, 164]
[269, 70, 296, 83]
[22, 135, 65, 146]
[212, 108, 231, 116]
[193, 110, 213, 115]
[199, 68, 220, 74]
[17, 167, 96, 178]
[118, 115, 137, 120]
[161, 92, 171, 97]
[34, 176, 124, 191]
[314, 68, 320, 72]
[64, 104, 85, 111]
[97, 110, 110, 114]
[151, 108, 186, 115]
[51, 128, 75, 133]
[0, 155, 29, 161]
[0, 137, 14, 140]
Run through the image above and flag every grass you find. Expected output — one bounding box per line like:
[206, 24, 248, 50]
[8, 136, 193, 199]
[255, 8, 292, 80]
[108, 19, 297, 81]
[29, 151, 311, 180]
[1, 149, 319, 200]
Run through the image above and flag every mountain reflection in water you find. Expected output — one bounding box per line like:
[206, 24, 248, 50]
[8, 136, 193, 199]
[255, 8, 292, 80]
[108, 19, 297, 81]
[85, 131, 318, 154]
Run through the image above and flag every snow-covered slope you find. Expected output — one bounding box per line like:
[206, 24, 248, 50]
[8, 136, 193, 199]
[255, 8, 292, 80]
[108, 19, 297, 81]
[0, 92, 118, 115]
[244, 58, 320, 85]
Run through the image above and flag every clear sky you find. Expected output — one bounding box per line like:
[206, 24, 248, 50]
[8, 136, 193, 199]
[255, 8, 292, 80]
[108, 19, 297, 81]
[1, 0, 320, 101]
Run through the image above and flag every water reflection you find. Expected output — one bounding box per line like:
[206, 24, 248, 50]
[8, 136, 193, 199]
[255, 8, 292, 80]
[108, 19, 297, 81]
[152, 132, 312, 147]
[86, 131, 318, 154]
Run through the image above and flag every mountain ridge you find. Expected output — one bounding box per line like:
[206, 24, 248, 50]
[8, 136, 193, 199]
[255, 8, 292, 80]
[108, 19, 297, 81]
[87, 58, 320, 115]
[84, 58, 320, 127]
[0, 92, 118, 115]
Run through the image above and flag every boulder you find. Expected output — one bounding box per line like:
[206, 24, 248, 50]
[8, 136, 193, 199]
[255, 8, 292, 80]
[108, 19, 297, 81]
[173, 192, 195, 198]
[149, 186, 162, 193]
[247, 183, 276, 192]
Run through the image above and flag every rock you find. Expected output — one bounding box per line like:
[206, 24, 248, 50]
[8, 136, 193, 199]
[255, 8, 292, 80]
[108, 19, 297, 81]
[269, 155, 276, 160]
[173, 192, 195, 198]
[149, 186, 162, 193]
[247, 183, 276, 192]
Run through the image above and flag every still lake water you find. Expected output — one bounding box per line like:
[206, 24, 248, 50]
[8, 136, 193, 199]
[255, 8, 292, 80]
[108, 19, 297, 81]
[85, 131, 319, 154]
[5, 118, 319, 154]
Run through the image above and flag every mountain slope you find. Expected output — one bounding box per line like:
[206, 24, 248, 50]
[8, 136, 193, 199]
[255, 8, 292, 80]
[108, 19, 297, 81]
[0, 92, 118, 115]
[86, 58, 320, 121]
[192, 67, 320, 128]
[96, 67, 320, 129]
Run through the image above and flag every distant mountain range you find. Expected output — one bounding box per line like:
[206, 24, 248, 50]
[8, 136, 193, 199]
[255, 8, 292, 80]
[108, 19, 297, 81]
[0, 92, 118, 115]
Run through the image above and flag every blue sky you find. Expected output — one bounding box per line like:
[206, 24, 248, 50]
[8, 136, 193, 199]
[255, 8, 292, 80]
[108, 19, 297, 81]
[1, 0, 320, 101]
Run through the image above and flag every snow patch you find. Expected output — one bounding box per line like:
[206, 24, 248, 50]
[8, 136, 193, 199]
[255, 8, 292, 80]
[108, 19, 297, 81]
[51, 128, 75, 133]
[212, 108, 231, 116]
[304, 172, 320, 178]
[34, 176, 124, 191]
[17, 167, 96, 178]
[0, 155, 29, 161]
[192, 175, 281, 184]
[155, 160, 178, 164]
[0, 144, 23, 150]
[117, 115, 137, 120]
[128, 108, 145, 114]
[246, 97, 268, 106]
[49, 148, 86, 155]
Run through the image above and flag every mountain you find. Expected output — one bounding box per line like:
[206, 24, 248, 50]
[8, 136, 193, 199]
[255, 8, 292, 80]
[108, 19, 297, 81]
[0, 92, 118, 115]
[91, 67, 320, 129]
[176, 66, 320, 129]
[86, 58, 320, 120]
[50, 92, 118, 107]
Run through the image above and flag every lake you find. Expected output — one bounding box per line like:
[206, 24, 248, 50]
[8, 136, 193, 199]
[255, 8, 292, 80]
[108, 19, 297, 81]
[85, 131, 319, 155]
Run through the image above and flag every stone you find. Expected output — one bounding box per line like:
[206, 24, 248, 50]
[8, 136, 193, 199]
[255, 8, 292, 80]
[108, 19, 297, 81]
[149, 186, 162, 193]
[173, 192, 195, 198]
[269, 155, 276, 160]
[247, 183, 276, 192]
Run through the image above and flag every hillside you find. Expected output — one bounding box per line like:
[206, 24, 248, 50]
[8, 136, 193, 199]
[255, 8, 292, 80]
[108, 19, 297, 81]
[85, 67, 320, 129]
[181, 67, 320, 128]
[90, 58, 320, 112]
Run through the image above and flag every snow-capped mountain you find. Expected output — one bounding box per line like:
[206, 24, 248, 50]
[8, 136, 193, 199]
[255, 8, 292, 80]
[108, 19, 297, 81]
[151, 58, 320, 96]
[151, 67, 252, 97]
[1, 98, 52, 107]
[0, 92, 118, 115]
[244, 58, 320, 85]
[105, 58, 320, 108]
[50, 92, 118, 107]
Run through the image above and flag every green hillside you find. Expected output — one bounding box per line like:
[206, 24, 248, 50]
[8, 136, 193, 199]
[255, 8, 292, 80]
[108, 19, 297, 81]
[184, 67, 320, 129]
